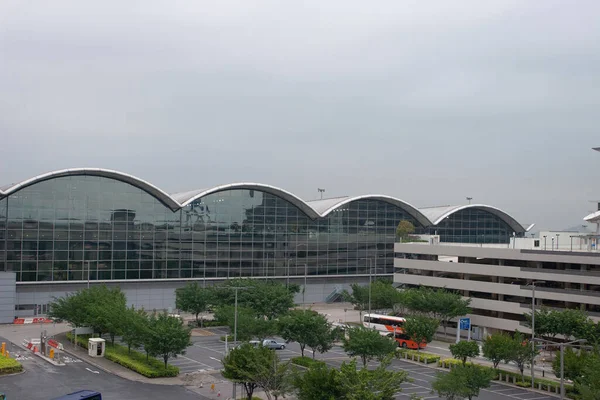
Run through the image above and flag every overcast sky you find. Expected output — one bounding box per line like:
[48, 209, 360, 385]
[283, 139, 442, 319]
[1, 1, 599, 231]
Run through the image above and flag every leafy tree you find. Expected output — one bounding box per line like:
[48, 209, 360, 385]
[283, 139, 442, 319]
[432, 365, 495, 400]
[278, 310, 334, 358]
[482, 333, 513, 368]
[338, 357, 409, 400]
[507, 331, 538, 379]
[342, 327, 397, 367]
[215, 306, 278, 342]
[212, 278, 296, 320]
[524, 308, 591, 340]
[175, 282, 213, 326]
[403, 316, 439, 350]
[144, 312, 191, 369]
[121, 305, 149, 354]
[552, 347, 593, 382]
[575, 353, 600, 400]
[342, 280, 403, 317]
[222, 343, 276, 400]
[48, 292, 88, 327]
[293, 357, 409, 400]
[396, 220, 415, 242]
[293, 361, 344, 400]
[429, 289, 471, 337]
[255, 357, 294, 400]
[449, 340, 480, 365]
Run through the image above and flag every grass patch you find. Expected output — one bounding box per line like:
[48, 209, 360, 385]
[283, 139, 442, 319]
[290, 356, 327, 369]
[67, 333, 179, 378]
[396, 349, 441, 364]
[0, 353, 23, 375]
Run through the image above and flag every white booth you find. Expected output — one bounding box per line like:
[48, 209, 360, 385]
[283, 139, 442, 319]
[88, 338, 106, 358]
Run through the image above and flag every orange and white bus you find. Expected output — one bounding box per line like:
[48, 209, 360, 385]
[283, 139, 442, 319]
[362, 313, 405, 335]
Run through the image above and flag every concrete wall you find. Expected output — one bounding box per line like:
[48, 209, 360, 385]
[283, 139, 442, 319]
[0, 272, 16, 323]
[15, 275, 371, 315]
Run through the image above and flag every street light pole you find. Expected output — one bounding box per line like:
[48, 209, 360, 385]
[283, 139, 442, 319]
[86, 260, 91, 289]
[303, 264, 308, 310]
[528, 280, 545, 388]
[368, 259, 372, 318]
[286, 259, 292, 289]
[534, 338, 587, 399]
[229, 286, 249, 400]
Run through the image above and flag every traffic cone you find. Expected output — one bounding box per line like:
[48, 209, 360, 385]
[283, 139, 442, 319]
[217, 391, 220, 397]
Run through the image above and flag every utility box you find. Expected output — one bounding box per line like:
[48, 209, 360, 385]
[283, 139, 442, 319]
[88, 338, 105, 358]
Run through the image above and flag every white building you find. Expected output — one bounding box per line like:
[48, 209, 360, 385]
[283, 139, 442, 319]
[394, 237, 600, 340]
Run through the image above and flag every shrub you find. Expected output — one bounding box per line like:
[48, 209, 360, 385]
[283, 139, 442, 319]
[0, 354, 23, 375]
[66, 333, 179, 378]
[291, 356, 327, 369]
[396, 349, 441, 364]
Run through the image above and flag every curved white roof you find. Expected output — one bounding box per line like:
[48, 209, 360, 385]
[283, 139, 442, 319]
[307, 195, 431, 226]
[584, 210, 600, 224]
[0, 168, 180, 210]
[172, 183, 321, 219]
[0, 168, 526, 231]
[419, 204, 526, 233]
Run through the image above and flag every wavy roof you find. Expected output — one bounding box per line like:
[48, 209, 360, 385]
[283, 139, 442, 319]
[0, 168, 526, 231]
[419, 204, 526, 233]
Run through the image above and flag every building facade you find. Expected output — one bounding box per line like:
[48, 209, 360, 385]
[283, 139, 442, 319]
[394, 241, 600, 339]
[0, 168, 526, 319]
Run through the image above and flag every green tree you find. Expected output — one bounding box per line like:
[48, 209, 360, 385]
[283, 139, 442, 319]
[338, 357, 409, 400]
[449, 340, 480, 365]
[432, 365, 495, 400]
[293, 361, 344, 400]
[121, 305, 149, 354]
[552, 347, 593, 382]
[222, 343, 276, 400]
[342, 280, 403, 317]
[278, 310, 334, 358]
[524, 308, 591, 340]
[293, 357, 409, 400]
[429, 289, 471, 337]
[396, 220, 415, 242]
[482, 333, 513, 368]
[48, 292, 88, 327]
[175, 282, 213, 326]
[215, 306, 278, 342]
[342, 283, 369, 317]
[213, 279, 296, 320]
[403, 315, 440, 349]
[507, 331, 538, 379]
[144, 312, 191, 369]
[342, 327, 398, 367]
[575, 353, 600, 400]
[255, 357, 294, 400]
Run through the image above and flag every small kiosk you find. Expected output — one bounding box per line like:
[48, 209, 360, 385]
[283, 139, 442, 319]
[88, 338, 105, 358]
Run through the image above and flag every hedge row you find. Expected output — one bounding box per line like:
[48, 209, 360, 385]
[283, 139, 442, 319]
[290, 356, 327, 369]
[396, 349, 441, 364]
[66, 333, 179, 378]
[438, 358, 574, 397]
[0, 354, 23, 375]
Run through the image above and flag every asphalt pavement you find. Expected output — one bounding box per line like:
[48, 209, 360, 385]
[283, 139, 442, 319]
[0, 335, 208, 400]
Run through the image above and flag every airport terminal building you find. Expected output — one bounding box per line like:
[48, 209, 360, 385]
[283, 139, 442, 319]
[0, 168, 526, 322]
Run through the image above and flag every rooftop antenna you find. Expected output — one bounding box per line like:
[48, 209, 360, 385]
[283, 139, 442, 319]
[318, 188, 325, 200]
[466, 197, 473, 204]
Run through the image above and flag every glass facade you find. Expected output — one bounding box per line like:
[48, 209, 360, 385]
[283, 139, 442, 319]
[0, 175, 423, 282]
[427, 208, 516, 244]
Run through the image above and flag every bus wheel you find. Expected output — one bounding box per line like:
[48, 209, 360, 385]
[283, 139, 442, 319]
[402, 342, 408, 349]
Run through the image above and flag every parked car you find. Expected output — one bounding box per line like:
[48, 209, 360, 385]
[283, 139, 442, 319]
[248, 339, 286, 350]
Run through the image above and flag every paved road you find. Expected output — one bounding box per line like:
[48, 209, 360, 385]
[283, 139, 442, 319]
[0, 336, 208, 400]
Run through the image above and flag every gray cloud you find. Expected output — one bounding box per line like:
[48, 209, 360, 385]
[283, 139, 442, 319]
[1, 0, 599, 230]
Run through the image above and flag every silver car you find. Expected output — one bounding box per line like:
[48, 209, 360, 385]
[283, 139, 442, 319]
[249, 339, 286, 350]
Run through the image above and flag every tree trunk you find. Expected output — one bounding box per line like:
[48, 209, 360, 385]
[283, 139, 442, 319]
[146, 350, 149, 361]
[128, 343, 131, 354]
[442, 321, 447, 337]
[300, 344, 305, 358]
[110, 333, 115, 345]
[195, 312, 199, 325]
[244, 383, 254, 400]
[164, 355, 168, 369]
[312, 349, 316, 359]
[362, 355, 367, 368]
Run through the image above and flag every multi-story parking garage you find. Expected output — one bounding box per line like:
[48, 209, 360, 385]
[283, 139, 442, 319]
[0, 168, 527, 322]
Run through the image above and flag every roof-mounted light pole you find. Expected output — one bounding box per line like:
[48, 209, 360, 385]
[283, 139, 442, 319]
[466, 197, 473, 204]
[318, 188, 325, 200]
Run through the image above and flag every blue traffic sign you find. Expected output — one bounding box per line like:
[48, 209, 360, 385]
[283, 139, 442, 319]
[459, 318, 471, 330]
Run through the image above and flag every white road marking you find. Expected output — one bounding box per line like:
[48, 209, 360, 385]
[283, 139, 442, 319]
[85, 367, 99, 374]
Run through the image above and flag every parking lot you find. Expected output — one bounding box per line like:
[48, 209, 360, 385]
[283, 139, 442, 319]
[175, 329, 559, 400]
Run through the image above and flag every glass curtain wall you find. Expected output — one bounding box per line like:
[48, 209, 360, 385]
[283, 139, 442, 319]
[0, 176, 422, 282]
[428, 208, 515, 244]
